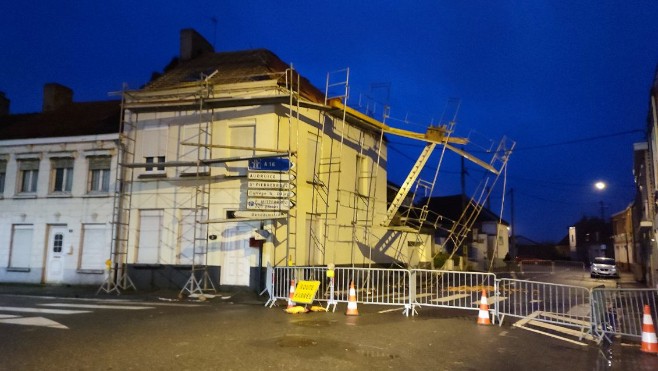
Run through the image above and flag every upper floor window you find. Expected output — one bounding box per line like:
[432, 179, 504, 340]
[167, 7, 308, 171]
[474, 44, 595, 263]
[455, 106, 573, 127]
[51, 158, 74, 193]
[141, 125, 167, 175]
[88, 156, 111, 193]
[18, 159, 39, 193]
[145, 156, 166, 172]
[0, 160, 6, 195]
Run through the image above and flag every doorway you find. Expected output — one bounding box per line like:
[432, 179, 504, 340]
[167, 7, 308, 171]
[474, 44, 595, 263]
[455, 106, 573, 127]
[45, 225, 68, 283]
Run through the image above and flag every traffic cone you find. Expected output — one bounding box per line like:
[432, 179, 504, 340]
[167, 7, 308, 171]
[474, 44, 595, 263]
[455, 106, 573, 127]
[345, 281, 359, 316]
[287, 279, 296, 309]
[477, 289, 491, 325]
[640, 304, 658, 354]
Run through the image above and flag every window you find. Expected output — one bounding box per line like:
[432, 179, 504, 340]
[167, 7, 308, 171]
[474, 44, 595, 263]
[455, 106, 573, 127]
[141, 125, 167, 174]
[88, 156, 111, 193]
[0, 160, 6, 194]
[144, 156, 165, 172]
[79, 224, 107, 270]
[51, 158, 74, 193]
[18, 159, 39, 193]
[356, 154, 370, 196]
[228, 123, 255, 175]
[137, 209, 163, 263]
[10, 225, 33, 269]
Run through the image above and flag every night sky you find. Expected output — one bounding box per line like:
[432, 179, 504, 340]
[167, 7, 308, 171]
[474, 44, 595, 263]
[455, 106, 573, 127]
[2, 1, 657, 243]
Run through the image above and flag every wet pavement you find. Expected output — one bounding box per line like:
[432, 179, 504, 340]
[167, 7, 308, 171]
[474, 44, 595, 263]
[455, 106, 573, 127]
[0, 282, 657, 370]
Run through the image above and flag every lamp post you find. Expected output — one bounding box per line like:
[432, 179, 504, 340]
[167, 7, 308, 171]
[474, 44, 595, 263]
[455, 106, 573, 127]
[594, 181, 607, 221]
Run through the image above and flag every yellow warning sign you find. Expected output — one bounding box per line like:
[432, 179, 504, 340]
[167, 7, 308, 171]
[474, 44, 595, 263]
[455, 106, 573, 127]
[292, 280, 321, 304]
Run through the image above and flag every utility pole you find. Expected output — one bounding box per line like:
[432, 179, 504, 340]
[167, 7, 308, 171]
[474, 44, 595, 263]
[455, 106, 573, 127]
[510, 188, 515, 258]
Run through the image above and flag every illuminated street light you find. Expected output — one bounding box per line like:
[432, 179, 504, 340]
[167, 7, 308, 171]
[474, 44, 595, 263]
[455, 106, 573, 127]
[594, 181, 607, 220]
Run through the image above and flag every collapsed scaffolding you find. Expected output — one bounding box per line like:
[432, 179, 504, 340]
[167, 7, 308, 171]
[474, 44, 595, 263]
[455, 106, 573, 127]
[97, 61, 514, 296]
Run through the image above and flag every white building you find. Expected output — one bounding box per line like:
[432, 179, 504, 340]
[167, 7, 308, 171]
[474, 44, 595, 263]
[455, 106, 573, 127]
[0, 84, 120, 285]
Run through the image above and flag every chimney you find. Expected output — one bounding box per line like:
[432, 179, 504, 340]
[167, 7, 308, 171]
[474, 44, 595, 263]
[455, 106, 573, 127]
[180, 29, 214, 61]
[0, 92, 9, 116]
[43, 83, 73, 112]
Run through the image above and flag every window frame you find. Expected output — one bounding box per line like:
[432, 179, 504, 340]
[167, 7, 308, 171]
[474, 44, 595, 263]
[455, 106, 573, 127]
[87, 156, 111, 194]
[18, 159, 39, 194]
[50, 157, 74, 194]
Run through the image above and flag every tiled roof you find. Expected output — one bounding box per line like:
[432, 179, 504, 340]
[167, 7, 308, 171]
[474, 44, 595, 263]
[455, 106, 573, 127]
[0, 100, 120, 140]
[145, 49, 325, 103]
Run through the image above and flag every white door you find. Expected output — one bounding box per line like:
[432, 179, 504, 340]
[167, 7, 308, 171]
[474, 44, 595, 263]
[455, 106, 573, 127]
[45, 226, 67, 283]
[220, 228, 254, 286]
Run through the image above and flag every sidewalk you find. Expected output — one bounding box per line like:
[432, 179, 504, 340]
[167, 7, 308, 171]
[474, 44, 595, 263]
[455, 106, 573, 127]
[0, 282, 268, 305]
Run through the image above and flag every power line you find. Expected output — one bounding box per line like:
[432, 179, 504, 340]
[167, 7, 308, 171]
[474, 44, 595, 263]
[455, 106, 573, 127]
[513, 129, 644, 151]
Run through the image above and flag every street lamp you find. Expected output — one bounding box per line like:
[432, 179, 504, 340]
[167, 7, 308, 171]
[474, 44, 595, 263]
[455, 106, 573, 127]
[594, 181, 607, 220]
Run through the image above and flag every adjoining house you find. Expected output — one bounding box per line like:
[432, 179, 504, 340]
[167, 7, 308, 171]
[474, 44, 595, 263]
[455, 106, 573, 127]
[419, 194, 510, 271]
[0, 84, 120, 285]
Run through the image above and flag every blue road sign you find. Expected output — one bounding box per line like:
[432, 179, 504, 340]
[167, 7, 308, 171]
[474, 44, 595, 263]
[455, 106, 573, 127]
[248, 158, 293, 172]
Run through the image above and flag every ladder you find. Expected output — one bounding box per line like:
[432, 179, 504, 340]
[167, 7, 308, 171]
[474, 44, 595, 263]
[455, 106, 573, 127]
[307, 68, 349, 265]
[285, 68, 301, 266]
[382, 142, 436, 227]
[180, 87, 216, 295]
[435, 137, 515, 268]
[97, 90, 137, 294]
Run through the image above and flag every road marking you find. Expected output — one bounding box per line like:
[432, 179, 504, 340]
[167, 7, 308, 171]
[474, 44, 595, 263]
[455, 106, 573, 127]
[0, 316, 68, 329]
[0, 306, 90, 315]
[378, 307, 404, 314]
[39, 303, 154, 310]
[431, 294, 470, 303]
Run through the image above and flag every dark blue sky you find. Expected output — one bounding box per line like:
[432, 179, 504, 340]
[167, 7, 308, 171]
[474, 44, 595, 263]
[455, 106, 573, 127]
[2, 1, 657, 242]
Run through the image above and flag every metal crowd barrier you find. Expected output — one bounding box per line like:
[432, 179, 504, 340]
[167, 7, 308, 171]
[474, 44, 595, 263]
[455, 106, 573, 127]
[591, 287, 658, 342]
[496, 278, 592, 340]
[266, 266, 412, 315]
[412, 269, 496, 314]
[518, 260, 555, 274]
[265, 264, 658, 345]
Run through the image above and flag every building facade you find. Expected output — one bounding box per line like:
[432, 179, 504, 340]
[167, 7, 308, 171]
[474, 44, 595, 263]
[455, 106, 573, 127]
[0, 84, 120, 285]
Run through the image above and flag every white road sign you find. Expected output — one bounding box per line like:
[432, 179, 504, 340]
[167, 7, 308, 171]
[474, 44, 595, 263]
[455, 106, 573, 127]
[248, 181, 291, 189]
[248, 172, 293, 181]
[247, 189, 291, 198]
[247, 198, 293, 210]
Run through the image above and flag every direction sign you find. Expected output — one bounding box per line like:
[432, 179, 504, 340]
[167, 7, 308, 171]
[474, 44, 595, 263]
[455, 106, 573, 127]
[232, 211, 286, 219]
[247, 198, 293, 211]
[248, 158, 293, 172]
[248, 181, 291, 190]
[247, 189, 291, 198]
[248, 172, 293, 181]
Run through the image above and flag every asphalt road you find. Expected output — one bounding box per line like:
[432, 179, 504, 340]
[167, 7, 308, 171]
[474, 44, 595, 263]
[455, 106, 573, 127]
[0, 275, 656, 370]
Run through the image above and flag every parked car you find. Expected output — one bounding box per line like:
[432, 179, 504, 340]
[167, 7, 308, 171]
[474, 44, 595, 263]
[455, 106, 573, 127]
[590, 257, 618, 278]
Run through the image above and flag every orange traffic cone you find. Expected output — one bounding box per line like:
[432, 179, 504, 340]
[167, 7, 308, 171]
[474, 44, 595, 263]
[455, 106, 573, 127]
[477, 289, 491, 325]
[641, 304, 658, 354]
[287, 279, 296, 309]
[345, 281, 359, 316]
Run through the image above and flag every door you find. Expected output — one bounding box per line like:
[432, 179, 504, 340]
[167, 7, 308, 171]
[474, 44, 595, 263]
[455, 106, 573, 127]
[45, 226, 67, 283]
[220, 228, 255, 286]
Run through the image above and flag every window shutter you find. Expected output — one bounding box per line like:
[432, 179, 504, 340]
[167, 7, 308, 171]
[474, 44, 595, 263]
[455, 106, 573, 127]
[89, 156, 111, 170]
[19, 160, 39, 171]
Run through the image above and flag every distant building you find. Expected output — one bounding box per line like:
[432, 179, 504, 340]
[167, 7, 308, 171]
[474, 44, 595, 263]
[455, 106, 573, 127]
[611, 206, 634, 271]
[639, 67, 658, 287]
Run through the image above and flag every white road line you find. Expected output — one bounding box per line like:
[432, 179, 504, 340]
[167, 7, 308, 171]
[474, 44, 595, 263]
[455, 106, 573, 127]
[39, 303, 153, 310]
[0, 306, 90, 315]
[0, 316, 68, 329]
